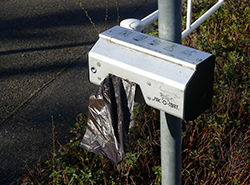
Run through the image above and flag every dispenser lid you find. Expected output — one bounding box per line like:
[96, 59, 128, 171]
[99, 26, 212, 70]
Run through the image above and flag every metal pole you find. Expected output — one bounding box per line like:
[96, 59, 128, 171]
[158, 0, 182, 184]
[158, 0, 182, 44]
[160, 112, 181, 185]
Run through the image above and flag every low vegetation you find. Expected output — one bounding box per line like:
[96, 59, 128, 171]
[13, 0, 249, 184]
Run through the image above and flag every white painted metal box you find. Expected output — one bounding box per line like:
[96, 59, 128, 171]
[88, 26, 215, 120]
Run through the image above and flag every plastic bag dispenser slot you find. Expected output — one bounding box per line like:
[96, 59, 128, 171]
[88, 26, 215, 120]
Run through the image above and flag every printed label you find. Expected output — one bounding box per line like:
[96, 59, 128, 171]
[152, 96, 179, 110]
[119, 30, 133, 38]
[133, 35, 148, 42]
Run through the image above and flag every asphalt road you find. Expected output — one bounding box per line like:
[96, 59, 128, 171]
[0, 0, 157, 184]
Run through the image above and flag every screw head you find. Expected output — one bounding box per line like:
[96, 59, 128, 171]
[97, 62, 101, 67]
[147, 96, 151, 100]
[196, 58, 202, 62]
[147, 81, 151, 86]
[91, 67, 97, 73]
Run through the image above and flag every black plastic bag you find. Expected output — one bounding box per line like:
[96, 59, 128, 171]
[80, 74, 136, 165]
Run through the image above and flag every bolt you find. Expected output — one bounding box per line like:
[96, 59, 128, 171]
[147, 96, 151, 100]
[91, 67, 97, 73]
[97, 77, 101, 81]
[97, 62, 101, 67]
[196, 58, 202, 62]
[147, 81, 151, 86]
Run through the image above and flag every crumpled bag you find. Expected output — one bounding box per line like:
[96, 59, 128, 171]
[80, 74, 136, 165]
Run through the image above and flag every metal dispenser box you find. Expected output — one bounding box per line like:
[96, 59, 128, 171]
[88, 26, 215, 120]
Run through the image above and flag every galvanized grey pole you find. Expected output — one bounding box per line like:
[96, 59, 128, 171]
[158, 0, 182, 184]
[158, 0, 182, 43]
[160, 113, 181, 185]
